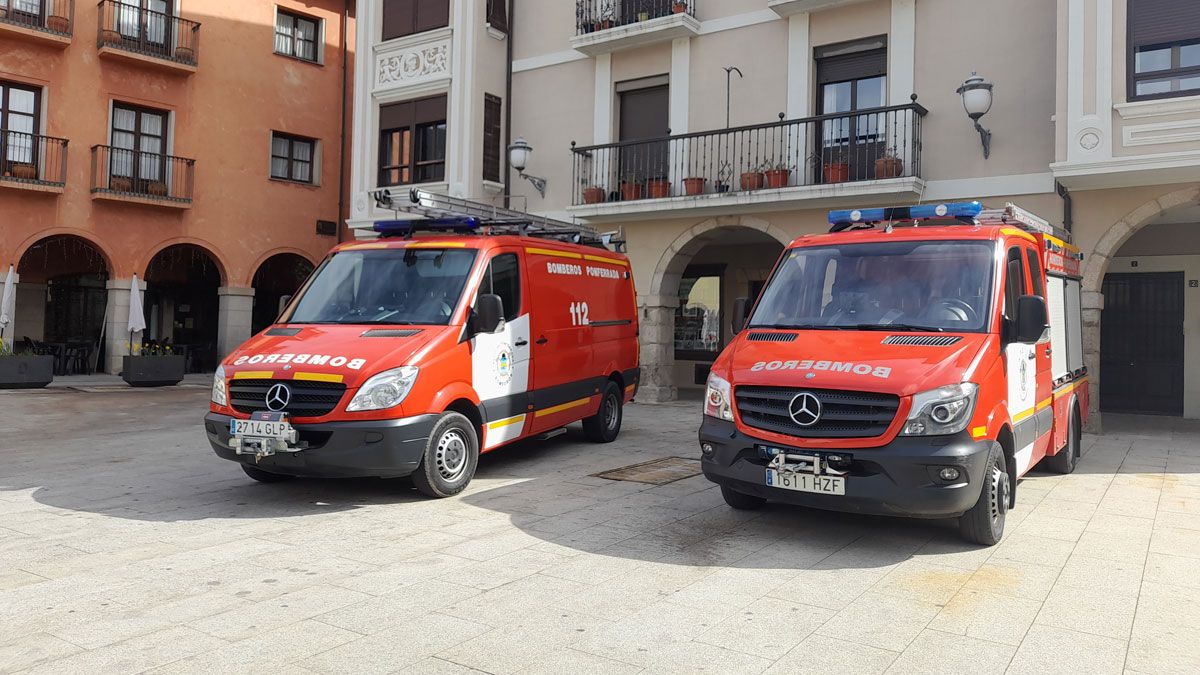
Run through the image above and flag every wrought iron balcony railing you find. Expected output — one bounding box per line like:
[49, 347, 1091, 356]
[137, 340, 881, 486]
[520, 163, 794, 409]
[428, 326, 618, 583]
[90, 144, 194, 203]
[0, 0, 74, 35]
[576, 0, 693, 34]
[570, 100, 927, 206]
[97, 0, 199, 66]
[0, 131, 68, 188]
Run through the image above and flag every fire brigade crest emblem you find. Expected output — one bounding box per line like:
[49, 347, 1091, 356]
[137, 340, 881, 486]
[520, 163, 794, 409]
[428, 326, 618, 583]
[494, 344, 513, 385]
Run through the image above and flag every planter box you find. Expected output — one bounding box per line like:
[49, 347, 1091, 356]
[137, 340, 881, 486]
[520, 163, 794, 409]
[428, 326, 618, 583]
[121, 355, 185, 387]
[0, 355, 54, 389]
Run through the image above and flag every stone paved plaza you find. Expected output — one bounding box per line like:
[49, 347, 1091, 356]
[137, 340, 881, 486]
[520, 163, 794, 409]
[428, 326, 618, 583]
[1, 387, 1199, 674]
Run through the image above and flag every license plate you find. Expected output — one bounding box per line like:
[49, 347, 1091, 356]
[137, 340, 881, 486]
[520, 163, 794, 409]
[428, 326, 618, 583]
[231, 418, 294, 440]
[765, 469, 846, 495]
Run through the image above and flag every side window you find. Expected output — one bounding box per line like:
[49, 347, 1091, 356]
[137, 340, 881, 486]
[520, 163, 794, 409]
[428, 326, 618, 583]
[478, 253, 521, 321]
[1003, 247, 1026, 321]
[1025, 248, 1045, 298]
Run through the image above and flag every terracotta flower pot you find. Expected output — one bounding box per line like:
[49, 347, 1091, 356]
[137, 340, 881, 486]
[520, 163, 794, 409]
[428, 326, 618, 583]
[646, 178, 671, 199]
[110, 176, 133, 192]
[46, 15, 70, 33]
[682, 177, 706, 196]
[874, 156, 903, 179]
[582, 186, 606, 204]
[147, 181, 168, 197]
[672, 2, 688, 13]
[823, 163, 850, 184]
[11, 163, 37, 180]
[100, 29, 122, 45]
[739, 171, 764, 191]
[620, 182, 643, 201]
[764, 169, 791, 189]
[174, 46, 195, 63]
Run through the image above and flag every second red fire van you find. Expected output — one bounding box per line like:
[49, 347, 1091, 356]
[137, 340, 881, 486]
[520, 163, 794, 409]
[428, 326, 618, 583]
[205, 190, 640, 497]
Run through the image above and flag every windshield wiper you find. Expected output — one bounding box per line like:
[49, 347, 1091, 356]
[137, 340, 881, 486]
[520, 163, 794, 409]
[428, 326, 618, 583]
[748, 323, 851, 330]
[848, 323, 946, 333]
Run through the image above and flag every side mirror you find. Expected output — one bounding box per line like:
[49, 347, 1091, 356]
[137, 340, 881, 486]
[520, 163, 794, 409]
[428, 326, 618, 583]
[475, 294, 504, 334]
[732, 297, 750, 334]
[1014, 295, 1048, 344]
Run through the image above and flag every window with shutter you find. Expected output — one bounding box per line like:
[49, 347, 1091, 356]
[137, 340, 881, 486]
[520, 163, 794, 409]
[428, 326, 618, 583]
[378, 95, 448, 187]
[275, 8, 320, 63]
[382, 0, 449, 41]
[1128, 0, 1200, 100]
[483, 94, 502, 183]
[487, 0, 508, 34]
[270, 132, 316, 184]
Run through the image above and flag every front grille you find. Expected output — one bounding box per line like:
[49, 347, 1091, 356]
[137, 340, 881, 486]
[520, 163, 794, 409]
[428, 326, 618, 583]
[735, 386, 900, 438]
[229, 379, 346, 417]
[881, 335, 962, 346]
[747, 332, 798, 343]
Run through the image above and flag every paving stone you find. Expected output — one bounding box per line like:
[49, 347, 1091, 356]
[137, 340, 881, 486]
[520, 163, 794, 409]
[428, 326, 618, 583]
[885, 629, 1015, 674]
[0, 633, 81, 673]
[299, 612, 492, 674]
[814, 592, 942, 652]
[927, 588, 1042, 646]
[764, 634, 898, 674]
[1035, 583, 1138, 640]
[1006, 625, 1126, 675]
[695, 596, 835, 658]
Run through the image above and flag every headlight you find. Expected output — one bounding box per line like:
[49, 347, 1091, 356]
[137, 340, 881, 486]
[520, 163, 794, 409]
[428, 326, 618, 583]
[347, 366, 418, 412]
[902, 383, 978, 436]
[704, 373, 734, 422]
[211, 365, 227, 406]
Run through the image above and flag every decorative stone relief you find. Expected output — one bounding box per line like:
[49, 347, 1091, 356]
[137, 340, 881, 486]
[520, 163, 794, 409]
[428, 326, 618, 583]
[375, 41, 449, 91]
[1077, 128, 1102, 152]
[353, 194, 368, 216]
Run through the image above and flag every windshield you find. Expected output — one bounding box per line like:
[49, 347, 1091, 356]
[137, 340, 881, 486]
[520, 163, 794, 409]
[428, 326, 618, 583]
[283, 248, 478, 325]
[750, 240, 995, 332]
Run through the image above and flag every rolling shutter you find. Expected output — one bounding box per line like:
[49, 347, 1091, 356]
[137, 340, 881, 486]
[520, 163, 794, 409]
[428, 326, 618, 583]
[1130, 0, 1200, 48]
[483, 94, 502, 183]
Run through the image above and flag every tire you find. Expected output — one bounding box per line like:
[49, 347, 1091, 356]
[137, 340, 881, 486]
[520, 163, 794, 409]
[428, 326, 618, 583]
[1042, 405, 1080, 475]
[241, 464, 294, 483]
[720, 485, 766, 510]
[959, 444, 1010, 546]
[583, 380, 623, 443]
[412, 412, 479, 498]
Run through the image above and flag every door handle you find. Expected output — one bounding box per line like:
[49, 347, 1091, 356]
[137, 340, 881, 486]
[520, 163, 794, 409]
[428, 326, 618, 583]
[514, 339, 529, 347]
[1027, 353, 1036, 360]
[535, 337, 549, 345]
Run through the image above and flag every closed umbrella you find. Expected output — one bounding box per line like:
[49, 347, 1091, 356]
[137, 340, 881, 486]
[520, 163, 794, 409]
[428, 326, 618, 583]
[127, 274, 146, 353]
[0, 265, 14, 353]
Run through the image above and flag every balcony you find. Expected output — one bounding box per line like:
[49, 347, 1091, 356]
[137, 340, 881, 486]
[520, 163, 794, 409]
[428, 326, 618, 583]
[768, 0, 872, 17]
[570, 0, 699, 56]
[96, 0, 199, 73]
[0, 0, 73, 46]
[569, 102, 927, 219]
[0, 131, 68, 193]
[90, 144, 194, 208]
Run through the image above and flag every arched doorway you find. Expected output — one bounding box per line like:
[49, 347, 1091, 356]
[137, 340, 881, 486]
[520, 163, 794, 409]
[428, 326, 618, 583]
[251, 253, 314, 334]
[144, 244, 222, 373]
[14, 235, 112, 374]
[642, 218, 790, 401]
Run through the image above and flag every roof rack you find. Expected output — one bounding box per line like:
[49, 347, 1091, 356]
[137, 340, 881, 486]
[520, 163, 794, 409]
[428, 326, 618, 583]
[827, 200, 1071, 242]
[370, 188, 623, 250]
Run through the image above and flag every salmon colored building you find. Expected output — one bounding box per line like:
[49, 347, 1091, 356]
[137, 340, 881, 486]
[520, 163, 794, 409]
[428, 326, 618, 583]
[0, 0, 354, 374]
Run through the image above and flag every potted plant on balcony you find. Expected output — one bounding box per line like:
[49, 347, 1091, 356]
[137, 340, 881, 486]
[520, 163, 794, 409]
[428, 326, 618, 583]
[822, 146, 851, 184]
[46, 15, 70, 33]
[713, 162, 732, 193]
[175, 46, 196, 63]
[620, 174, 644, 201]
[646, 175, 671, 199]
[672, 2, 688, 13]
[110, 175, 133, 192]
[100, 27, 122, 46]
[581, 178, 606, 204]
[764, 161, 793, 189]
[147, 181, 169, 197]
[874, 147, 904, 179]
[10, 162, 37, 180]
[682, 176, 706, 196]
[121, 341, 185, 387]
[739, 163, 766, 191]
[0, 339, 54, 390]
[594, 3, 615, 30]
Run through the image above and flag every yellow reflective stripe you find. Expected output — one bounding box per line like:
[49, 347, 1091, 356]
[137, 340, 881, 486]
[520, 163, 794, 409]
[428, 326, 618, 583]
[342, 243, 389, 250]
[1002, 227, 1037, 242]
[232, 370, 274, 380]
[970, 426, 988, 439]
[583, 254, 629, 267]
[526, 247, 582, 259]
[1011, 406, 1036, 424]
[293, 372, 344, 383]
[487, 414, 526, 430]
[534, 397, 591, 417]
[407, 241, 468, 248]
[1036, 396, 1054, 411]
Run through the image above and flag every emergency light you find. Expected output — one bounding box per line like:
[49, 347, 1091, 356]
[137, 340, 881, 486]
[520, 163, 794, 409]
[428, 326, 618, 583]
[372, 217, 481, 236]
[827, 201, 984, 226]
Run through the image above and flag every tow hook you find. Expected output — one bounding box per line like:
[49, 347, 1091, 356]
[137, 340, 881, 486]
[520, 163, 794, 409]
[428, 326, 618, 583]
[767, 452, 848, 477]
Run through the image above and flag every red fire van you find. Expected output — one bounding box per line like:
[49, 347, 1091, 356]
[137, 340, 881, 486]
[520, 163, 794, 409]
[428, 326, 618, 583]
[700, 202, 1088, 544]
[205, 190, 639, 497]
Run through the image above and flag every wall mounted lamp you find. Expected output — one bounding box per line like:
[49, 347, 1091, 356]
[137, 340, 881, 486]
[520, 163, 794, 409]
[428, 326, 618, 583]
[956, 72, 994, 159]
[508, 137, 546, 197]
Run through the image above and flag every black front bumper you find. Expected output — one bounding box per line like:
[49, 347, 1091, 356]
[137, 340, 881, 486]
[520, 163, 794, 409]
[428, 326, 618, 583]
[699, 417, 993, 519]
[204, 412, 437, 478]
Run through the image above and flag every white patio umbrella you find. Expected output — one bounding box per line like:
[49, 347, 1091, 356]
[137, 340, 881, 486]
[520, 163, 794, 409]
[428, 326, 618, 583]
[0, 265, 15, 352]
[127, 274, 147, 354]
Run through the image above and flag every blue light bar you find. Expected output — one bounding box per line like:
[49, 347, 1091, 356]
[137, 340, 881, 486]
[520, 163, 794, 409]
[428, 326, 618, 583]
[373, 216, 481, 235]
[828, 201, 984, 226]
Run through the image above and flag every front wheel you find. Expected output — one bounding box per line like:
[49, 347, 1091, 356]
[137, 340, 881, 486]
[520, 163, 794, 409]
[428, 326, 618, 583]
[583, 381, 623, 443]
[412, 412, 479, 498]
[959, 444, 1009, 546]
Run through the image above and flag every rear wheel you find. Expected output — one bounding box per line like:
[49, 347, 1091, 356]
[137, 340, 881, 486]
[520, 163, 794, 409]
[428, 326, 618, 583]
[959, 444, 1009, 546]
[583, 381, 623, 443]
[1042, 405, 1080, 475]
[720, 485, 766, 510]
[412, 412, 479, 498]
[241, 464, 294, 483]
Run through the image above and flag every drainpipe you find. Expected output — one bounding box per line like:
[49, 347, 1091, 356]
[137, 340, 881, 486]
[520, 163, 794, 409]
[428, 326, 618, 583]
[503, 0, 514, 203]
[336, 0, 351, 243]
[1056, 181, 1073, 235]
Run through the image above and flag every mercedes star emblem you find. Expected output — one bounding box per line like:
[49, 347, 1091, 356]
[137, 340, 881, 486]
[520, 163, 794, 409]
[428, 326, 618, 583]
[265, 383, 291, 412]
[788, 392, 822, 427]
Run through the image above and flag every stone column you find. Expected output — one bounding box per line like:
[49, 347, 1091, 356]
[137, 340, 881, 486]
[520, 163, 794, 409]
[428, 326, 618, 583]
[217, 286, 255, 363]
[1081, 290, 1104, 434]
[104, 279, 145, 374]
[638, 294, 679, 403]
[0, 270, 17, 350]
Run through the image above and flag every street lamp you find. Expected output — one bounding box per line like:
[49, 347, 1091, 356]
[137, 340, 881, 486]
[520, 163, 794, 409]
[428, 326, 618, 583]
[508, 137, 546, 197]
[956, 72, 993, 159]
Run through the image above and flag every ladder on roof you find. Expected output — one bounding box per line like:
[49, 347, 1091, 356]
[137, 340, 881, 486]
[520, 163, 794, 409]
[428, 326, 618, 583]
[370, 188, 622, 249]
[827, 201, 1071, 242]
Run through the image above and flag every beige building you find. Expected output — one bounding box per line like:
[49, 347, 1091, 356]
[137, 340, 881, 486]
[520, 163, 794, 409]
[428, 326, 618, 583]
[347, 0, 1200, 426]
